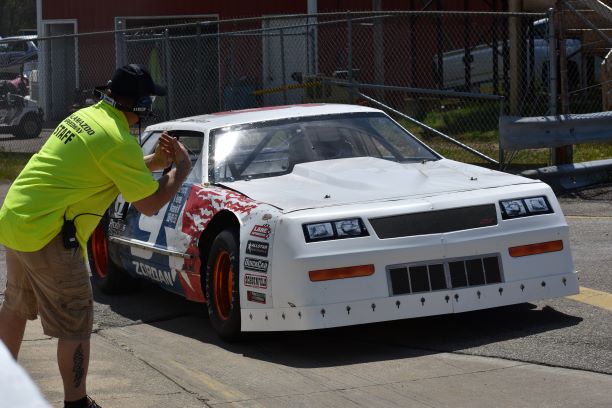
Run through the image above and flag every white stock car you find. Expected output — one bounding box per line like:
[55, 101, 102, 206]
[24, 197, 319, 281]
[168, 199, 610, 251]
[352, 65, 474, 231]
[87, 104, 579, 340]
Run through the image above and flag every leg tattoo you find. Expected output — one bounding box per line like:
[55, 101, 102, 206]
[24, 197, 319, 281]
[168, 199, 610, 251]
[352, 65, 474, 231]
[72, 344, 84, 388]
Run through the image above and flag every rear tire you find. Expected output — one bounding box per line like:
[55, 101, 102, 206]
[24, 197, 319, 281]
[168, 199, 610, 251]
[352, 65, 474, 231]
[87, 221, 137, 294]
[13, 113, 41, 139]
[205, 228, 241, 341]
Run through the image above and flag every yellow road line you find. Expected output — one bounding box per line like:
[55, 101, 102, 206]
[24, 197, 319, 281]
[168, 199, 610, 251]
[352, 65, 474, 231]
[167, 360, 262, 404]
[565, 215, 612, 220]
[567, 286, 612, 312]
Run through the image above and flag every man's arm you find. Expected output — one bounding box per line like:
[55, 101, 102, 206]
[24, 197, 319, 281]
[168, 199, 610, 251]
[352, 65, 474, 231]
[132, 137, 191, 216]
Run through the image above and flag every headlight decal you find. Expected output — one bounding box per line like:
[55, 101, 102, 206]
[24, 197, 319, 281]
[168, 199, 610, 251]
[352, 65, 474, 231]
[499, 196, 553, 220]
[303, 218, 369, 242]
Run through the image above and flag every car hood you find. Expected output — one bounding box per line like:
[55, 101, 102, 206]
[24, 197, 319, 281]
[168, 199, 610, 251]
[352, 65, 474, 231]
[220, 157, 538, 212]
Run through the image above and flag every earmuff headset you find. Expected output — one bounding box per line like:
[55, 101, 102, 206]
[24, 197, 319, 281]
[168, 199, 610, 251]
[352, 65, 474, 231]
[98, 92, 156, 118]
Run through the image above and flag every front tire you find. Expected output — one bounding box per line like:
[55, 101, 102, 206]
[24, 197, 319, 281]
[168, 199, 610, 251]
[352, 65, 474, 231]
[87, 222, 136, 294]
[205, 228, 241, 341]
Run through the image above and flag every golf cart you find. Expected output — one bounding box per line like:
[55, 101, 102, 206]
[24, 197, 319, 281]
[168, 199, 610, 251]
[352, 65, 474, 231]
[0, 75, 43, 138]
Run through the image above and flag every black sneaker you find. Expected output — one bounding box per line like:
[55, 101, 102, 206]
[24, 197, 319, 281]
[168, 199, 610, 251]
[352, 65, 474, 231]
[86, 396, 102, 408]
[64, 396, 101, 408]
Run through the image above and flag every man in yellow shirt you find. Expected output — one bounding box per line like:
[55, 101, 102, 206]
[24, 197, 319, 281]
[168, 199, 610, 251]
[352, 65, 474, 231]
[0, 64, 192, 408]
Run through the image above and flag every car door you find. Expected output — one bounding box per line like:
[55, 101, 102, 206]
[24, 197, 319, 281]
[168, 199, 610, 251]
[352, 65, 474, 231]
[113, 130, 204, 296]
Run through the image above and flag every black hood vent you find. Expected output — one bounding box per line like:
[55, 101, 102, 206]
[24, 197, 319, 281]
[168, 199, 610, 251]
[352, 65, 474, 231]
[370, 204, 497, 239]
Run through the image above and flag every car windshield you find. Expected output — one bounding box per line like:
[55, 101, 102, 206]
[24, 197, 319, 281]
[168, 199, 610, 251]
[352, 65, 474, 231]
[210, 112, 439, 182]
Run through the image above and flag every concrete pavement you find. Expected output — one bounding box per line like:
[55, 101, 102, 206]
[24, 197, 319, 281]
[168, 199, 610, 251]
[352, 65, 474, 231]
[17, 315, 612, 408]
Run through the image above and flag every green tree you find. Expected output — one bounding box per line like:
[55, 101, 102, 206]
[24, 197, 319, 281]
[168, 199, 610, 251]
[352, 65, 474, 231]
[0, 0, 36, 37]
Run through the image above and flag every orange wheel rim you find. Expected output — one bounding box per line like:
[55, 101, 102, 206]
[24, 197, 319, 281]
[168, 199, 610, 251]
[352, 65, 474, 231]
[213, 249, 233, 320]
[91, 225, 108, 279]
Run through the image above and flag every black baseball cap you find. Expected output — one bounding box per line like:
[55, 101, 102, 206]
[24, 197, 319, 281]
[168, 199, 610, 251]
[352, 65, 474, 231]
[109, 64, 167, 99]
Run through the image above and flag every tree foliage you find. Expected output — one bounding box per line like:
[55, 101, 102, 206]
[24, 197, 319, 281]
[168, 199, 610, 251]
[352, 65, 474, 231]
[0, 0, 36, 37]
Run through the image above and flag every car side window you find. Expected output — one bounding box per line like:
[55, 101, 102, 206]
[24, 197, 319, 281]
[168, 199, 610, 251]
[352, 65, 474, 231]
[140, 130, 204, 181]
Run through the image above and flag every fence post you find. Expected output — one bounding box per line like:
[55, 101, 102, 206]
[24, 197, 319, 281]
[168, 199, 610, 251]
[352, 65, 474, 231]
[197, 22, 204, 114]
[499, 98, 507, 169]
[548, 8, 558, 116]
[553, 0, 573, 165]
[347, 11, 354, 104]
[409, 9, 417, 86]
[280, 27, 287, 105]
[509, 0, 523, 115]
[116, 19, 126, 68]
[492, 0, 499, 95]
[435, 10, 444, 89]
[463, 2, 472, 90]
[373, 2, 385, 100]
[163, 29, 172, 120]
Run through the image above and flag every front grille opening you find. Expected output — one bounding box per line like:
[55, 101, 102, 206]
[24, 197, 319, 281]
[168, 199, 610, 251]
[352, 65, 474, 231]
[466, 259, 485, 286]
[429, 264, 447, 290]
[388, 255, 503, 296]
[389, 267, 410, 295]
[483, 256, 502, 283]
[449, 261, 468, 288]
[409, 265, 430, 293]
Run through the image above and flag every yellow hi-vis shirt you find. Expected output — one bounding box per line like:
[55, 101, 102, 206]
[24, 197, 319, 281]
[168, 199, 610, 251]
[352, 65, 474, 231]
[0, 101, 159, 252]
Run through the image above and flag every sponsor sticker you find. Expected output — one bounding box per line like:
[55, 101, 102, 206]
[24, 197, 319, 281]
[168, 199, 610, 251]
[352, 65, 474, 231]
[163, 184, 190, 229]
[107, 219, 126, 235]
[247, 290, 266, 304]
[244, 257, 269, 273]
[246, 240, 269, 257]
[250, 224, 271, 239]
[244, 273, 268, 289]
[131, 261, 176, 286]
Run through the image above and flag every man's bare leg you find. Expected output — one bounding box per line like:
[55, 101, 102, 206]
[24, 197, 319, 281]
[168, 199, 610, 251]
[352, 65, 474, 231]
[0, 305, 27, 358]
[58, 338, 90, 402]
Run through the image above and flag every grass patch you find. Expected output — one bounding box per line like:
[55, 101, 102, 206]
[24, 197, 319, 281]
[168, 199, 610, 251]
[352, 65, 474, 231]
[420, 101, 500, 136]
[0, 151, 32, 181]
[573, 143, 612, 162]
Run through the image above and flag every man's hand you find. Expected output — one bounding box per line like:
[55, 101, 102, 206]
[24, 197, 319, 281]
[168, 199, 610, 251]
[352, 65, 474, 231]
[171, 136, 192, 177]
[148, 132, 176, 171]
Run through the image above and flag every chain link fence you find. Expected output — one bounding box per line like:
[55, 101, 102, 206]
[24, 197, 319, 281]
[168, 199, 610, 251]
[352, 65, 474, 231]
[1, 10, 610, 169]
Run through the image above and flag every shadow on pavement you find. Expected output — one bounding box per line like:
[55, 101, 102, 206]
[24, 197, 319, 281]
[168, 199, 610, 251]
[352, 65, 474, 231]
[92, 276, 582, 369]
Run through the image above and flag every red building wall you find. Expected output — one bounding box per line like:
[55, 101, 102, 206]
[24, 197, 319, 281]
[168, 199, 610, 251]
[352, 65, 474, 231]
[42, 0, 505, 33]
[41, 0, 507, 114]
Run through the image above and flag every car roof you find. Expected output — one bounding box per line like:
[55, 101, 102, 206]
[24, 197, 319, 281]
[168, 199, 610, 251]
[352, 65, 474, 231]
[146, 103, 384, 133]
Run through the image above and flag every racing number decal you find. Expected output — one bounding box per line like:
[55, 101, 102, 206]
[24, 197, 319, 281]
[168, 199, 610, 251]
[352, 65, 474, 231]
[132, 203, 169, 259]
[130, 183, 191, 259]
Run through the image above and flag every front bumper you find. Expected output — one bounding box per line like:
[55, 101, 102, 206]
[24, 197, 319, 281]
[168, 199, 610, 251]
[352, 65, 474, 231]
[241, 271, 578, 331]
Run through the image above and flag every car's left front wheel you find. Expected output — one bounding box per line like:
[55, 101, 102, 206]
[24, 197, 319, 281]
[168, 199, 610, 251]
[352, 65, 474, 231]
[205, 228, 241, 341]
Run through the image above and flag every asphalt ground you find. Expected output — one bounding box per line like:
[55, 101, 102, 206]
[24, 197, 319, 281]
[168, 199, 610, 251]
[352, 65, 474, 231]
[0, 164, 611, 407]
